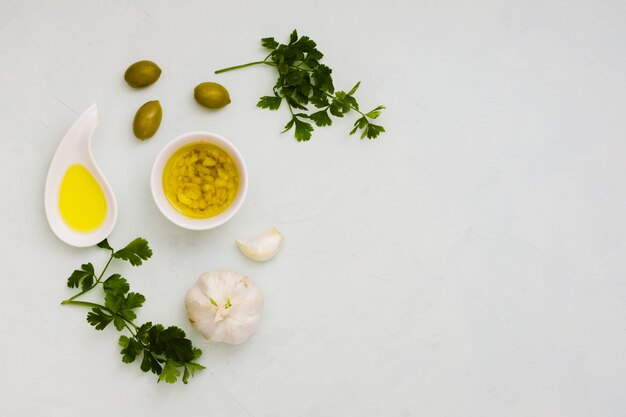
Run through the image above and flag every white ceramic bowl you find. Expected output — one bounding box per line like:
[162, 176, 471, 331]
[151, 131, 248, 230]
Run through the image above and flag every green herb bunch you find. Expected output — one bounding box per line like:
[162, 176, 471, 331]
[61, 238, 205, 384]
[215, 30, 385, 141]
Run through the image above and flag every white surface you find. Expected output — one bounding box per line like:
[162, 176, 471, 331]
[1, 0, 626, 416]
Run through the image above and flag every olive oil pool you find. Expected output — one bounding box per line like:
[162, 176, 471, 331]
[59, 164, 107, 231]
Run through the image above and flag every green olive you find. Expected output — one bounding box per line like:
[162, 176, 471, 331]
[194, 82, 231, 109]
[133, 100, 162, 140]
[124, 60, 162, 88]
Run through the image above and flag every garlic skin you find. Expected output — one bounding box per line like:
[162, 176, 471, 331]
[236, 227, 284, 261]
[185, 270, 263, 345]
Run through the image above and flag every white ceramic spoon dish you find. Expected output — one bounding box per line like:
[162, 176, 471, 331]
[44, 104, 118, 247]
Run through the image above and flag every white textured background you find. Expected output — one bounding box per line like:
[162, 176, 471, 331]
[1, 0, 626, 416]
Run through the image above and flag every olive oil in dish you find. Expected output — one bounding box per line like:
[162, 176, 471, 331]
[59, 164, 107, 231]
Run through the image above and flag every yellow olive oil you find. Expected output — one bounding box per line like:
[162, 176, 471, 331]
[59, 164, 107, 231]
[163, 142, 239, 218]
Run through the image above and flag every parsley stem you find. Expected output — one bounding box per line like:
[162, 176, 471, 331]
[125, 319, 139, 330]
[60, 300, 104, 309]
[123, 322, 138, 337]
[96, 256, 114, 283]
[61, 299, 141, 334]
[214, 60, 273, 74]
[286, 100, 295, 117]
[63, 255, 114, 303]
[63, 291, 88, 303]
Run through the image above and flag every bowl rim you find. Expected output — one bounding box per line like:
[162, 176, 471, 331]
[150, 131, 248, 230]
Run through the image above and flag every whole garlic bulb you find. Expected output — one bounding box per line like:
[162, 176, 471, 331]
[185, 270, 263, 345]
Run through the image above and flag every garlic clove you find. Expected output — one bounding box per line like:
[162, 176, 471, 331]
[236, 227, 283, 261]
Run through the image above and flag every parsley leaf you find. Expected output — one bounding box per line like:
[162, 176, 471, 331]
[147, 324, 195, 363]
[67, 263, 95, 291]
[293, 118, 313, 142]
[104, 291, 144, 323]
[347, 81, 361, 96]
[97, 239, 113, 252]
[113, 238, 152, 266]
[309, 110, 332, 127]
[103, 274, 130, 296]
[257, 95, 282, 110]
[289, 29, 298, 44]
[119, 335, 143, 363]
[158, 326, 195, 363]
[141, 350, 162, 375]
[362, 123, 385, 140]
[124, 292, 145, 310]
[113, 316, 126, 331]
[261, 37, 278, 50]
[215, 30, 385, 141]
[159, 361, 181, 384]
[350, 116, 386, 140]
[87, 307, 113, 330]
[366, 105, 385, 119]
[312, 64, 334, 94]
[183, 361, 206, 384]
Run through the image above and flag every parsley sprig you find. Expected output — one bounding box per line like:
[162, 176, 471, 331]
[215, 30, 385, 141]
[61, 238, 205, 384]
